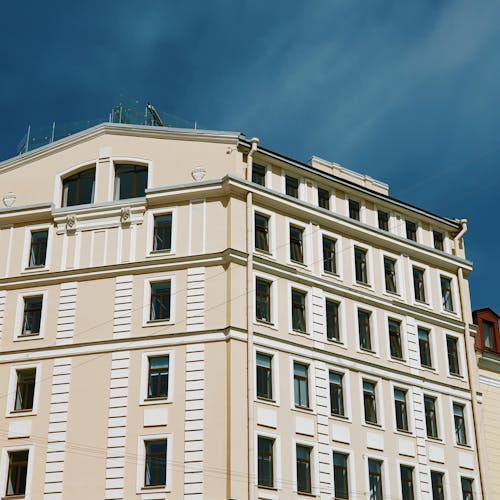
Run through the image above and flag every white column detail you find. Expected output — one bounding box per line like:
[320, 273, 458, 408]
[56, 282, 77, 345]
[184, 344, 205, 498]
[406, 315, 420, 370]
[312, 288, 325, 344]
[315, 361, 333, 498]
[113, 275, 133, 340]
[43, 357, 72, 500]
[104, 350, 130, 500]
[186, 268, 205, 332]
[0, 290, 5, 341]
[412, 386, 431, 498]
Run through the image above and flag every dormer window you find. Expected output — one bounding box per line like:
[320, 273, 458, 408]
[62, 167, 95, 207]
[115, 164, 148, 200]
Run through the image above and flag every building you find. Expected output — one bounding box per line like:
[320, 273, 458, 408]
[472, 308, 500, 497]
[0, 122, 487, 499]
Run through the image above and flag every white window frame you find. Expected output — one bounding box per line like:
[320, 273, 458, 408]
[281, 169, 305, 200]
[313, 182, 335, 211]
[287, 282, 312, 336]
[143, 275, 176, 327]
[319, 229, 343, 279]
[355, 303, 379, 356]
[410, 260, 433, 309]
[430, 467, 451, 500]
[444, 332, 466, 380]
[21, 224, 53, 273]
[290, 357, 316, 412]
[397, 460, 418, 500]
[331, 446, 355, 500]
[110, 157, 152, 202]
[253, 271, 278, 329]
[449, 398, 474, 449]
[360, 375, 385, 429]
[139, 349, 175, 406]
[146, 207, 177, 257]
[375, 206, 395, 233]
[416, 322, 439, 373]
[456, 473, 479, 500]
[293, 439, 318, 495]
[346, 196, 365, 223]
[438, 271, 459, 316]
[252, 162, 272, 188]
[255, 431, 282, 490]
[5, 363, 42, 417]
[384, 311, 407, 363]
[351, 241, 374, 289]
[364, 454, 390, 500]
[431, 227, 450, 253]
[0, 444, 35, 499]
[253, 206, 276, 258]
[423, 391, 445, 443]
[53, 160, 98, 208]
[327, 365, 351, 421]
[286, 217, 311, 268]
[389, 381, 415, 436]
[323, 292, 346, 346]
[14, 290, 48, 341]
[136, 433, 172, 494]
[254, 347, 280, 406]
[404, 218, 421, 243]
[380, 251, 403, 299]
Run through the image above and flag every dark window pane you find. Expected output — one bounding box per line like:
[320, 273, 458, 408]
[406, 221, 417, 241]
[447, 336, 460, 375]
[22, 296, 43, 336]
[255, 213, 269, 252]
[400, 465, 414, 500]
[394, 389, 408, 431]
[461, 477, 474, 500]
[15, 368, 36, 411]
[294, 362, 309, 408]
[153, 214, 172, 251]
[363, 380, 377, 424]
[358, 310, 371, 351]
[286, 175, 299, 198]
[483, 320, 496, 350]
[115, 164, 148, 199]
[333, 452, 349, 499]
[418, 328, 432, 367]
[256, 279, 271, 322]
[323, 236, 336, 273]
[318, 188, 330, 209]
[150, 282, 171, 321]
[296, 445, 312, 493]
[378, 210, 389, 231]
[292, 290, 306, 333]
[349, 200, 360, 220]
[454, 403, 467, 445]
[145, 439, 167, 486]
[62, 167, 95, 206]
[441, 277, 454, 312]
[354, 248, 368, 284]
[29, 230, 48, 267]
[290, 225, 304, 263]
[368, 459, 383, 500]
[252, 164, 266, 186]
[433, 231, 444, 251]
[329, 372, 344, 416]
[413, 267, 426, 302]
[258, 437, 274, 487]
[389, 319, 403, 359]
[384, 258, 397, 293]
[431, 471, 445, 500]
[256, 353, 273, 400]
[326, 300, 340, 341]
[6, 450, 29, 496]
[148, 356, 169, 399]
[424, 396, 438, 438]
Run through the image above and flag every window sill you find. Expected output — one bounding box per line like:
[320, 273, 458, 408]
[329, 413, 351, 423]
[22, 266, 49, 274]
[7, 410, 36, 418]
[454, 443, 472, 450]
[354, 280, 371, 289]
[139, 485, 170, 494]
[395, 428, 414, 437]
[139, 398, 172, 407]
[290, 329, 309, 336]
[144, 319, 174, 327]
[426, 436, 443, 444]
[292, 406, 315, 415]
[257, 485, 277, 491]
[358, 348, 379, 357]
[254, 248, 275, 259]
[147, 250, 175, 257]
[255, 398, 280, 408]
[322, 271, 341, 280]
[389, 356, 406, 364]
[297, 491, 317, 497]
[448, 373, 465, 380]
[14, 334, 42, 342]
[326, 338, 345, 347]
[2, 496, 26, 499]
[255, 320, 278, 331]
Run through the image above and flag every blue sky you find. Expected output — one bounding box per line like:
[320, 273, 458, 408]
[1, 0, 499, 312]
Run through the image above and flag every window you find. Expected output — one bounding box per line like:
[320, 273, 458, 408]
[322, 236, 336, 274]
[453, 403, 467, 445]
[378, 210, 389, 231]
[291, 289, 306, 333]
[406, 220, 417, 241]
[14, 368, 36, 411]
[433, 231, 444, 251]
[147, 356, 169, 399]
[62, 167, 95, 206]
[394, 389, 409, 432]
[383, 257, 397, 293]
[144, 439, 167, 487]
[29, 230, 48, 268]
[424, 396, 438, 438]
[354, 247, 368, 284]
[5, 450, 29, 497]
[255, 213, 269, 252]
[446, 336, 460, 375]
[431, 471, 445, 500]
[363, 380, 377, 424]
[153, 214, 172, 252]
[22, 296, 42, 336]
[441, 276, 454, 312]
[418, 328, 432, 368]
[115, 164, 148, 199]
[400, 465, 414, 500]
[257, 436, 274, 488]
[329, 372, 344, 416]
[483, 320, 496, 350]
[256, 353, 273, 400]
[150, 282, 171, 321]
[326, 299, 340, 341]
[388, 318, 403, 359]
[368, 459, 383, 500]
[289, 225, 304, 263]
[293, 362, 309, 408]
[412, 267, 426, 302]
[252, 164, 266, 186]
[358, 309, 372, 351]
[256, 279, 271, 323]
[332, 452, 349, 499]
[318, 187, 330, 209]
[286, 175, 299, 198]
[296, 444, 312, 494]
[348, 199, 360, 220]
[461, 477, 474, 500]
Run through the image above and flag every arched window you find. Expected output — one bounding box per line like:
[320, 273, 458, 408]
[62, 167, 96, 207]
[114, 164, 148, 200]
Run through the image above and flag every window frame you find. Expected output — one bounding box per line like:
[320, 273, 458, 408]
[348, 198, 361, 221]
[252, 163, 270, 187]
[366, 456, 386, 500]
[332, 450, 350, 499]
[377, 208, 391, 232]
[393, 387, 410, 433]
[433, 229, 445, 252]
[255, 431, 281, 490]
[286, 218, 309, 267]
[283, 173, 302, 199]
[362, 378, 379, 426]
[445, 334, 463, 377]
[289, 284, 310, 335]
[293, 361, 310, 410]
[256, 352, 274, 402]
[430, 469, 447, 500]
[459, 475, 476, 500]
[255, 347, 280, 406]
[319, 229, 342, 278]
[112, 158, 150, 201]
[294, 441, 316, 495]
[329, 371, 345, 418]
[253, 207, 275, 257]
[412, 265, 427, 304]
[257, 435, 275, 488]
[418, 326, 434, 370]
[405, 219, 418, 242]
[322, 235, 337, 275]
[139, 350, 175, 406]
[399, 463, 415, 500]
[452, 401, 470, 447]
[54, 160, 99, 208]
[143, 276, 176, 327]
[316, 185, 333, 210]
[146, 208, 177, 257]
[423, 393, 442, 441]
[387, 316, 405, 361]
[353, 243, 372, 287]
[289, 224, 305, 264]
[0, 445, 34, 499]
[382, 253, 400, 296]
[6, 363, 41, 417]
[61, 166, 97, 207]
[356, 306, 377, 354]
[290, 358, 314, 412]
[255, 277, 272, 325]
[22, 224, 52, 273]
[14, 290, 48, 341]
[440, 274, 456, 314]
[135, 433, 172, 493]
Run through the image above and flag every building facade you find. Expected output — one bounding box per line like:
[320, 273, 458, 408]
[472, 308, 500, 498]
[0, 123, 486, 499]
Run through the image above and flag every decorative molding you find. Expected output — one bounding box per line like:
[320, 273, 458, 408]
[186, 268, 205, 332]
[120, 207, 131, 225]
[113, 275, 133, 340]
[56, 282, 77, 345]
[65, 214, 77, 234]
[191, 167, 206, 182]
[2, 192, 15, 207]
[0, 291, 5, 341]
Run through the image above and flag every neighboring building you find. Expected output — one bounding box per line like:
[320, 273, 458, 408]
[0, 122, 487, 499]
[473, 308, 500, 498]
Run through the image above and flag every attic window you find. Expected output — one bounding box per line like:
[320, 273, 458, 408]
[115, 164, 148, 200]
[62, 167, 96, 207]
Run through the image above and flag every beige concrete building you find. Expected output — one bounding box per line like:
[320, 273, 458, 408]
[0, 122, 487, 499]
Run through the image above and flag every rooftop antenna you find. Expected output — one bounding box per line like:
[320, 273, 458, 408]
[146, 102, 164, 127]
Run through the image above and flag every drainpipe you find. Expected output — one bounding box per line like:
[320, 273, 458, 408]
[246, 138, 259, 500]
[454, 220, 488, 499]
